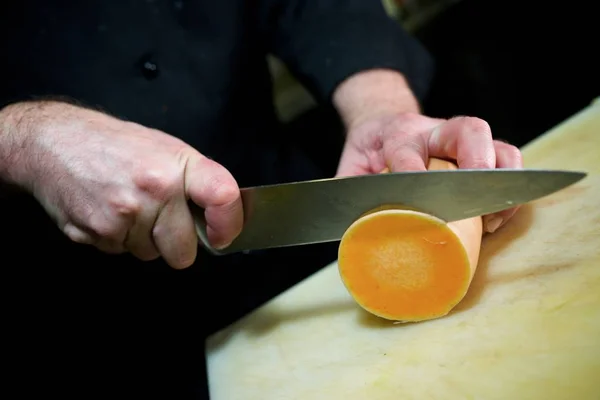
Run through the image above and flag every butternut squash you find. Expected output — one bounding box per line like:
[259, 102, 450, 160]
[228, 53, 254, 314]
[337, 158, 483, 322]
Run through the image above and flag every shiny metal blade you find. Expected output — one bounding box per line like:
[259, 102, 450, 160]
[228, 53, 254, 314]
[193, 169, 587, 255]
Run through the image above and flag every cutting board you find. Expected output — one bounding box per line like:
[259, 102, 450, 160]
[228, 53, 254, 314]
[206, 99, 600, 400]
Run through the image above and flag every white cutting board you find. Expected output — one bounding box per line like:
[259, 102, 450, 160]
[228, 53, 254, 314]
[206, 99, 600, 400]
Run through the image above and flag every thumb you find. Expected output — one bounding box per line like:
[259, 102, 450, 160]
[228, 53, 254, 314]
[185, 155, 243, 249]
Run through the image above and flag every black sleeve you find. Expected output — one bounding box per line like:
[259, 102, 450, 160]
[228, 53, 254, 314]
[257, 0, 435, 104]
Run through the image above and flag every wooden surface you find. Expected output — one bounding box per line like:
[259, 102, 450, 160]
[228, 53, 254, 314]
[206, 99, 600, 400]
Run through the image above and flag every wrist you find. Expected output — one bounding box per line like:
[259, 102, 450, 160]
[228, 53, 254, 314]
[332, 69, 421, 130]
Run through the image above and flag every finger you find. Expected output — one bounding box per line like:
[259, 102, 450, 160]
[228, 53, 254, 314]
[94, 239, 127, 255]
[427, 116, 496, 169]
[70, 193, 137, 254]
[483, 140, 524, 233]
[152, 194, 198, 269]
[184, 155, 243, 249]
[124, 204, 161, 262]
[63, 220, 125, 254]
[335, 147, 375, 177]
[494, 140, 524, 169]
[63, 222, 96, 245]
[382, 127, 429, 172]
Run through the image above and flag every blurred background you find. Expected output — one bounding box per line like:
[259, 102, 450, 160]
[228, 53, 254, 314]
[199, 0, 599, 329]
[271, 0, 598, 177]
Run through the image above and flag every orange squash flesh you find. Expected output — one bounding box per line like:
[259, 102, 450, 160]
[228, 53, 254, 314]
[337, 158, 483, 322]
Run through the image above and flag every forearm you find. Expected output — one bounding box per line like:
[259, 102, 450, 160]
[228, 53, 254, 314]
[259, 1, 434, 105]
[0, 102, 35, 190]
[332, 68, 421, 130]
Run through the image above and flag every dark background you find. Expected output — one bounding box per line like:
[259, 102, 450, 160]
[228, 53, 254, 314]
[289, 0, 599, 178]
[2, 1, 597, 397]
[417, 0, 598, 147]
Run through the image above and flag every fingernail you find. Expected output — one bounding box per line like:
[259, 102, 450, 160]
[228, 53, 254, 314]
[485, 216, 503, 233]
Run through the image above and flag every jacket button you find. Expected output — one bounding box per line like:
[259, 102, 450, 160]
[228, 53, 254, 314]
[137, 52, 160, 80]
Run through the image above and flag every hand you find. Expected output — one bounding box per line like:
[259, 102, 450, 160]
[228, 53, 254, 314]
[2, 101, 243, 269]
[335, 112, 523, 233]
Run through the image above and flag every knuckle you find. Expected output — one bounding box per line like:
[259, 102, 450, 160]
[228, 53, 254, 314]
[387, 135, 424, 156]
[396, 112, 421, 125]
[107, 189, 142, 217]
[456, 116, 492, 136]
[90, 220, 122, 240]
[382, 122, 410, 142]
[135, 167, 181, 200]
[63, 224, 93, 244]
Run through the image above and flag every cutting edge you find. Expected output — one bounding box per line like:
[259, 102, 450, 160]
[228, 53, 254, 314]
[194, 168, 588, 256]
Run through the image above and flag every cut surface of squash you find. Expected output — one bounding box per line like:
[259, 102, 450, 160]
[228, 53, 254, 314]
[337, 158, 483, 322]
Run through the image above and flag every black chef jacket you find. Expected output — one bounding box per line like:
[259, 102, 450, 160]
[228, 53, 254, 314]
[1, 0, 433, 185]
[0, 1, 434, 399]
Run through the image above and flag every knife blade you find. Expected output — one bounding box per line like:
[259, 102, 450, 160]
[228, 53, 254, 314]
[191, 168, 587, 255]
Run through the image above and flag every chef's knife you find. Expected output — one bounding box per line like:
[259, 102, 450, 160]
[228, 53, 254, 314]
[191, 168, 587, 255]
